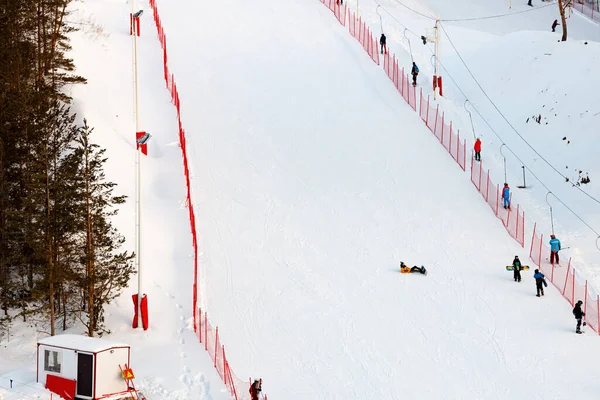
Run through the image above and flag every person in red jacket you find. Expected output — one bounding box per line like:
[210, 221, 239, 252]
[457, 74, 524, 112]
[250, 379, 262, 400]
[474, 138, 482, 162]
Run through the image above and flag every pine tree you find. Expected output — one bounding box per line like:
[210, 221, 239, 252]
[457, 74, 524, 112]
[74, 121, 134, 336]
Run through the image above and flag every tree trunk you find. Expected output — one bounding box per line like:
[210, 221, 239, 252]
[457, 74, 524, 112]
[558, 0, 568, 41]
[46, 142, 55, 336]
[85, 141, 95, 337]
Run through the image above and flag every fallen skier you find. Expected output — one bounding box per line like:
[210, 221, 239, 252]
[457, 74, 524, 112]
[400, 262, 427, 275]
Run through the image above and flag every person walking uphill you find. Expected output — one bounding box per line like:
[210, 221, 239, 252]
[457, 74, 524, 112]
[549, 234, 561, 265]
[380, 33, 387, 54]
[502, 183, 511, 210]
[411, 62, 419, 87]
[474, 138, 482, 162]
[512, 255, 523, 282]
[533, 269, 547, 297]
[552, 19, 559, 32]
[573, 300, 586, 334]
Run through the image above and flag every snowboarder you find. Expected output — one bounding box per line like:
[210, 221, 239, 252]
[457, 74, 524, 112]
[502, 183, 511, 210]
[549, 234, 561, 265]
[512, 255, 523, 282]
[474, 138, 482, 162]
[411, 62, 419, 87]
[573, 300, 586, 334]
[380, 33, 387, 54]
[533, 269, 547, 297]
[552, 19, 559, 32]
[400, 262, 427, 275]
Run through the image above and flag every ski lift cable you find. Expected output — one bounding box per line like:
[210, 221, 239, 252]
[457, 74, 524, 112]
[464, 100, 477, 139]
[429, 25, 600, 237]
[386, 0, 437, 20]
[440, 2, 554, 22]
[439, 23, 600, 208]
[382, 0, 553, 22]
[373, 0, 600, 239]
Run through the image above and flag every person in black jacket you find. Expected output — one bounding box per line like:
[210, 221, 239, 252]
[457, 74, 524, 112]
[512, 255, 523, 282]
[573, 300, 586, 334]
[411, 62, 419, 86]
[380, 33, 387, 54]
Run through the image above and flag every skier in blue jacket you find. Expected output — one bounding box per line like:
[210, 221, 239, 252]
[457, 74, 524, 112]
[502, 183, 511, 210]
[549, 234, 561, 265]
[533, 269, 547, 297]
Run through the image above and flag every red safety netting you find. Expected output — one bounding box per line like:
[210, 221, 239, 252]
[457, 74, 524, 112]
[317, 0, 600, 337]
[469, 157, 525, 246]
[529, 223, 543, 267]
[571, 0, 600, 23]
[382, 52, 416, 110]
[348, 12, 380, 65]
[320, 0, 347, 25]
[148, 0, 253, 396]
[197, 309, 250, 399]
[419, 92, 466, 171]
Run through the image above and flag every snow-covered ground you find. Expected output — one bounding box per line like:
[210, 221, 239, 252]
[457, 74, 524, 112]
[351, 0, 600, 285]
[150, 0, 600, 398]
[3, 0, 600, 399]
[0, 0, 228, 399]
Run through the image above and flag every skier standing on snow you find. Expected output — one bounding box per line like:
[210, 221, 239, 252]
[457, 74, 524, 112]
[573, 300, 586, 334]
[474, 138, 482, 162]
[411, 62, 419, 87]
[250, 379, 262, 400]
[502, 183, 511, 210]
[512, 255, 523, 282]
[549, 234, 561, 265]
[533, 269, 547, 297]
[552, 19, 559, 32]
[380, 33, 387, 54]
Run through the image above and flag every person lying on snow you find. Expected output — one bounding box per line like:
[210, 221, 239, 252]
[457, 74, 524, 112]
[400, 262, 427, 275]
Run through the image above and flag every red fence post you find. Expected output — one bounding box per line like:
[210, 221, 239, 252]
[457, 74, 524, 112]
[214, 327, 219, 368]
[426, 95, 430, 126]
[572, 265, 575, 304]
[222, 345, 227, 384]
[538, 234, 543, 266]
[584, 280, 588, 315]
[562, 264, 570, 296]
[440, 113, 445, 144]
[529, 223, 536, 260]
[205, 312, 208, 351]
[434, 105, 439, 133]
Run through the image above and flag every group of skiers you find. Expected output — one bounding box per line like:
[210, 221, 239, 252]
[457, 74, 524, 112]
[379, 34, 419, 86]
[510, 235, 584, 333]
[473, 139, 513, 210]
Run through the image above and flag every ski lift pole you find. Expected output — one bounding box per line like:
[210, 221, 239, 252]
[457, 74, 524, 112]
[500, 143, 508, 184]
[435, 17, 440, 99]
[376, 5, 383, 33]
[404, 29, 413, 62]
[464, 99, 477, 139]
[546, 191, 556, 236]
[518, 165, 527, 188]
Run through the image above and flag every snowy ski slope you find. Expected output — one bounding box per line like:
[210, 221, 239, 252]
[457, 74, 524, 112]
[151, 0, 600, 398]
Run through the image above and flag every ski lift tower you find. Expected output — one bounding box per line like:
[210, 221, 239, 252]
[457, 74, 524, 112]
[421, 17, 442, 99]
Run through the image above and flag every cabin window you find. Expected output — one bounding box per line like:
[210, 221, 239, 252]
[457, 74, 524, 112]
[44, 349, 62, 373]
